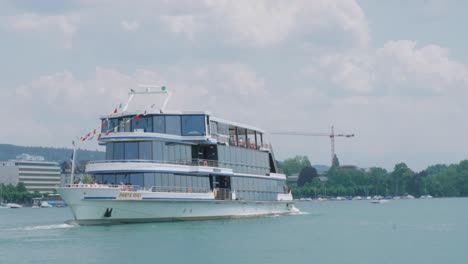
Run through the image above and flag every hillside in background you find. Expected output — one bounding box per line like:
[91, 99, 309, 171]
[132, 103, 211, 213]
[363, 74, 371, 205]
[0, 144, 104, 162]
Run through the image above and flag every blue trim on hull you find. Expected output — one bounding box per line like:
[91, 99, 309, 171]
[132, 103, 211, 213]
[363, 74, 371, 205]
[142, 197, 214, 201]
[84, 197, 116, 200]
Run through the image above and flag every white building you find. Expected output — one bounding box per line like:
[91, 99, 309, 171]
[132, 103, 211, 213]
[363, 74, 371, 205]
[0, 154, 61, 193]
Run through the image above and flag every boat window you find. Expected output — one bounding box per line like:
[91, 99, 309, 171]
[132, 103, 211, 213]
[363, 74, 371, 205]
[102, 174, 116, 184]
[106, 143, 113, 160]
[256, 132, 263, 149]
[229, 126, 237, 146]
[130, 173, 143, 187]
[153, 116, 165, 133]
[182, 115, 206, 136]
[116, 174, 129, 184]
[132, 116, 153, 132]
[210, 121, 218, 136]
[247, 130, 256, 149]
[144, 173, 155, 188]
[139, 142, 152, 160]
[124, 142, 138, 160]
[95, 174, 103, 183]
[237, 128, 247, 148]
[153, 141, 163, 161]
[165, 115, 181, 135]
[113, 142, 124, 160]
[119, 118, 131, 132]
[216, 122, 229, 144]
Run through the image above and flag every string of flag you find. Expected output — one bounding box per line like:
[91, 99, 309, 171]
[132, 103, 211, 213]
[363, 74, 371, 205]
[79, 100, 160, 142]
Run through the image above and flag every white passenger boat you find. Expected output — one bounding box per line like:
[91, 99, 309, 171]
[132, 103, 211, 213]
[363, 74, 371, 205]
[58, 88, 294, 225]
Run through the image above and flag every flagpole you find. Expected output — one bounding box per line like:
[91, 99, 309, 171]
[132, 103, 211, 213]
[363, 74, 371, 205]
[71, 140, 77, 186]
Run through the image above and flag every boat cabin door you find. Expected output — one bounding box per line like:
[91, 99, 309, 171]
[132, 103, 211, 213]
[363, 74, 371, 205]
[213, 175, 231, 200]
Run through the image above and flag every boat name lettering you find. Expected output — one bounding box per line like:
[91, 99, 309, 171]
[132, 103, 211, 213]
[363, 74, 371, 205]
[119, 192, 142, 199]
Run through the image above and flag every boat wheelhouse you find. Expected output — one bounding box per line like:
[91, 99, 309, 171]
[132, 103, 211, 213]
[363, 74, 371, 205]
[58, 88, 294, 224]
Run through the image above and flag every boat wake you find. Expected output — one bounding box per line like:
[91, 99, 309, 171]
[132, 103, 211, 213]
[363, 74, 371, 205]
[288, 206, 310, 215]
[10, 223, 77, 231]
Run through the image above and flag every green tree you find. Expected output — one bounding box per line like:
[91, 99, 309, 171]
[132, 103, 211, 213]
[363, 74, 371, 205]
[280, 156, 311, 176]
[297, 167, 318, 187]
[391, 163, 414, 195]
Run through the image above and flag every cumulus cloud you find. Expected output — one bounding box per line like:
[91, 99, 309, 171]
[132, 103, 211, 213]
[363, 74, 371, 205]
[314, 40, 468, 97]
[204, 0, 369, 47]
[160, 15, 198, 40]
[1, 13, 80, 48]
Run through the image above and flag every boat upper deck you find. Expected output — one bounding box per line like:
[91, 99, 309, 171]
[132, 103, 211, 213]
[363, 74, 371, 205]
[99, 111, 271, 152]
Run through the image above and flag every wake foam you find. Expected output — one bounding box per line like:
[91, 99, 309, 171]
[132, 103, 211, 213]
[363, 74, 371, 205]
[11, 223, 76, 231]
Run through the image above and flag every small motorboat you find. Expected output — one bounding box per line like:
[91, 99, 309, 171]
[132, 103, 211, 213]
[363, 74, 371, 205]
[40, 201, 53, 208]
[6, 203, 23, 208]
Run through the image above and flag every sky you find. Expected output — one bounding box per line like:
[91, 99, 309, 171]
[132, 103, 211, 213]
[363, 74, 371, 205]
[1, 0, 468, 171]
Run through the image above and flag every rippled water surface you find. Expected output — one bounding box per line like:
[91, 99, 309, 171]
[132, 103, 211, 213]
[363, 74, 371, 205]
[1, 198, 467, 264]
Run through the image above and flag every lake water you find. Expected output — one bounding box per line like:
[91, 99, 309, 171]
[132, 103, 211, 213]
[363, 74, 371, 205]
[1, 198, 467, 264]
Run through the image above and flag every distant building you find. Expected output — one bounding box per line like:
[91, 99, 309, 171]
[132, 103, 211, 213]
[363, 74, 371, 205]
[0, 154, 61, 193]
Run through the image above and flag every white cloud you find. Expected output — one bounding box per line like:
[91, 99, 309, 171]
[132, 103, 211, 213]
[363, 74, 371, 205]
[314, 40, 468, 97]
[204, 0, 369, 47]
[121, 20, 140, 32]
[1, 13, 80, 48]
[160, 15, 197, 40]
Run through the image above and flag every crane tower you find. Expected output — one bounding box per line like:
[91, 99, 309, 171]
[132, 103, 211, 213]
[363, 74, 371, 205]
[271, 126, 354, 166]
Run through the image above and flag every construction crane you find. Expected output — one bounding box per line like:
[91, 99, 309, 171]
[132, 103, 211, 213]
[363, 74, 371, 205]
[271, 126, 355, 166]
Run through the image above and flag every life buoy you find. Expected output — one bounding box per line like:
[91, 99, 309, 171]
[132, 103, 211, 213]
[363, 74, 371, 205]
[203, 160, 208, 166]
[187, 187, 192, 193]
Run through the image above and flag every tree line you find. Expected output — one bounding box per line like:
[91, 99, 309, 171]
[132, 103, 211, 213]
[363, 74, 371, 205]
[0, 183, 43, 204]
[278, 156, 468, 198]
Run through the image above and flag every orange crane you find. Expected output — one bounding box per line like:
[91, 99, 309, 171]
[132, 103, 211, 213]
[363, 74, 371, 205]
[271, 126, 355, 166]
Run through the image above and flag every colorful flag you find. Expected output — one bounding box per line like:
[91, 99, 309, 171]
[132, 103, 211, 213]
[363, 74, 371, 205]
[101, 120, 106, 127]
[119, 103, 123, 109]
[135, 114, 141, 121]
[113, 108, 118, 114]
[97, 134, 102, 140]
[88, 135, 94, 141]
[93, 129, 96, 135]
[105, 130, 110, 135]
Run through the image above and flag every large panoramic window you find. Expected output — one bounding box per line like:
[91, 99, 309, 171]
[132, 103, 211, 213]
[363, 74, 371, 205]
[124, 142, 138, 160]
[165, 115, 181, 135]
[106, 143, 113, 160]
[132, 116, 153, 132]
[113, 142, 124, 160]
[181, 115, 205, 136]
[139, 141, 152, 160]
[153, 116, 165, 133]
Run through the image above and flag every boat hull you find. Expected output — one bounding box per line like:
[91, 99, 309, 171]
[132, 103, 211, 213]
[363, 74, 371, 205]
[58, 187, 295, 225]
